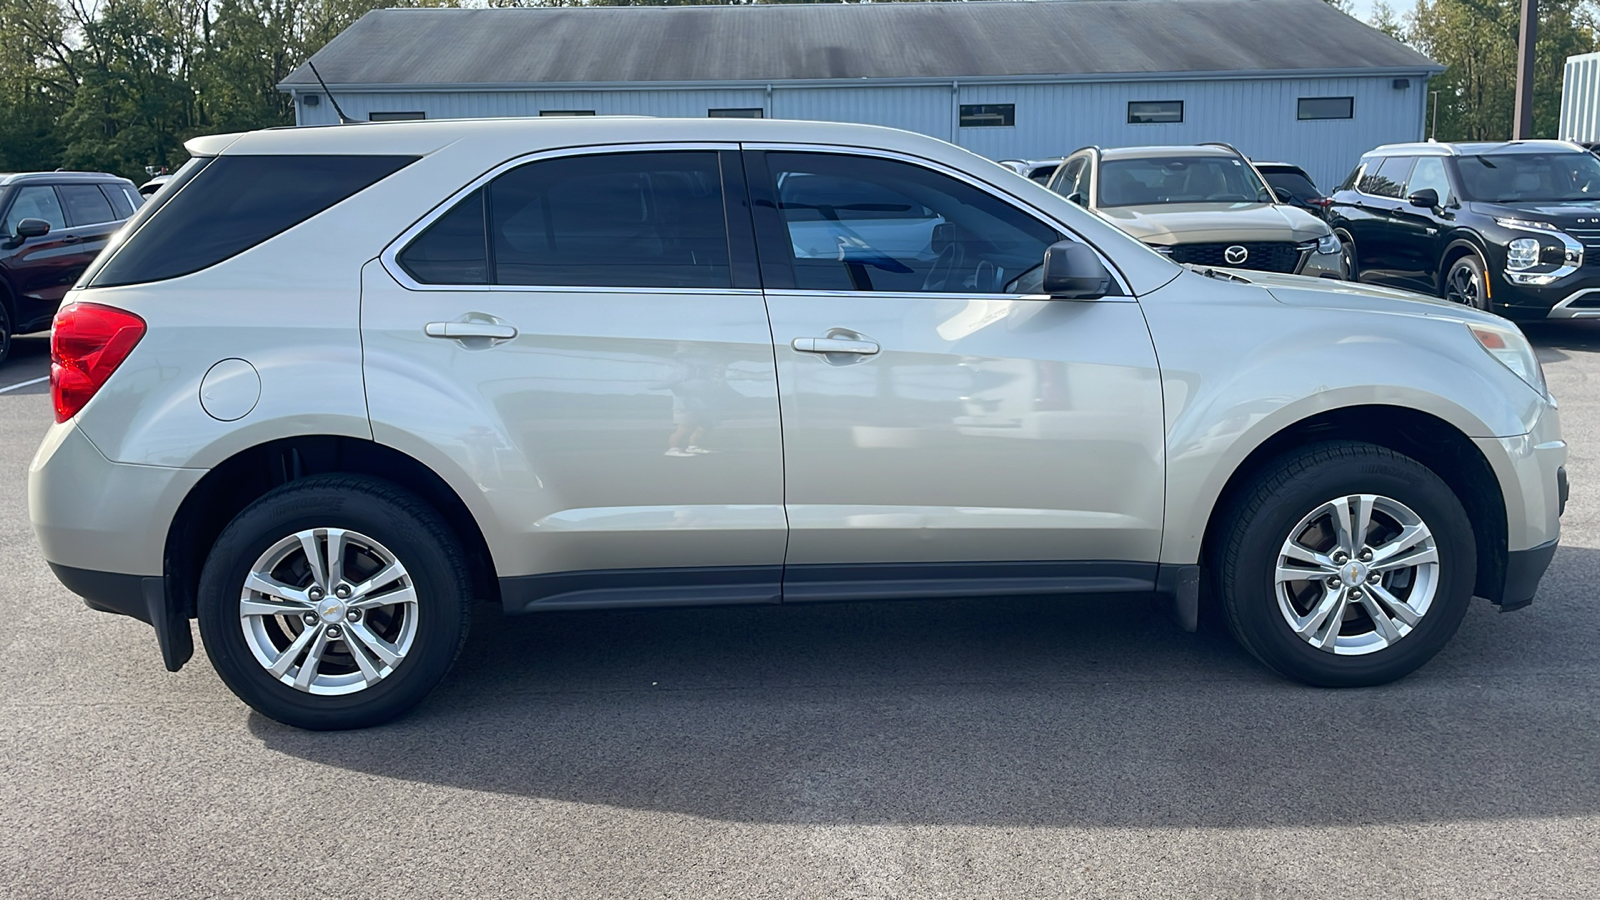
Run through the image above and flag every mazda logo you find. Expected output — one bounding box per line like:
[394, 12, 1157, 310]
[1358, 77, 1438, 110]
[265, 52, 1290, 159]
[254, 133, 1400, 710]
[1224, 245, 1249, 265]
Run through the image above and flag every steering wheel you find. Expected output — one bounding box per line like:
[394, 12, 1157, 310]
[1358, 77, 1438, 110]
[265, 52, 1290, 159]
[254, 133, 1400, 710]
[921, 239, 968, 292]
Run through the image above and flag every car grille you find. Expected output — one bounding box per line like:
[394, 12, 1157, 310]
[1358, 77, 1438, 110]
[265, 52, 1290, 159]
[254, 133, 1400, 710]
[1564, 226, 1600, 264]
[1165, 241, 1303, 274]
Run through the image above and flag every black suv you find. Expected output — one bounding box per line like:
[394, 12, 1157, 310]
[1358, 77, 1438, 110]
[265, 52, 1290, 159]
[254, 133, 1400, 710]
[0, 171, 142, 363]
[1326, 141, 1600, 320]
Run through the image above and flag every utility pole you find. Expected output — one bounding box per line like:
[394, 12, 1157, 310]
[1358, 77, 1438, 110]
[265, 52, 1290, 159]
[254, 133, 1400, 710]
[1430, 90, 1439, 139]
[1514, 0, 1539, 139]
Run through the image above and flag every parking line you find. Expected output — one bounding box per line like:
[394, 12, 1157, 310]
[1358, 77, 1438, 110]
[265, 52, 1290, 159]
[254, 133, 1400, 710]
[0, 376, 48, 395]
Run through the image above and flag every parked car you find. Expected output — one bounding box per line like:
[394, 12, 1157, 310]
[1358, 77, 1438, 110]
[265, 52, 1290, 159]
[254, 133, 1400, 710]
[0, 171, 142, 364]
[1252, 161, 1333, 220]
[138, 174, 172, 197]
[1327, 140, 1600, 320]
[31, 118, 1564, 729]
[1045, 144, 1346, 278]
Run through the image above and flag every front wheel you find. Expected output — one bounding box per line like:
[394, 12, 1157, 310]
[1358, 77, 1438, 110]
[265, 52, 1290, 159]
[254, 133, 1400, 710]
[1443, 253, 1491, 311]
[1214, 442, 1476, 687]
[1335, 230, 1358, 281]
[197, 475, 472, 729]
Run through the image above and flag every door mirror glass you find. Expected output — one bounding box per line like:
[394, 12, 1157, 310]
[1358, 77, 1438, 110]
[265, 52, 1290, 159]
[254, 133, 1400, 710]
[14, 217, 50, 239]
[1408, 187, 1440, 209]
[1042, 241, 1110, 299]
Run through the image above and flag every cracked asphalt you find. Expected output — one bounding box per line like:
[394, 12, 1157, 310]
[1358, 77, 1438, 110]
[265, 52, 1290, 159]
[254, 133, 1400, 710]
[2, 324, 1599, 899]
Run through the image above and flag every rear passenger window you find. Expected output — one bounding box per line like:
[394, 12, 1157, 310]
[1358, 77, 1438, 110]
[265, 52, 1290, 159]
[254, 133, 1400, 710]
[58, 184, 115, 226]
[398, 189, 487, 285]
[89, 155, 416, 288]
[101, 184, 135, 219]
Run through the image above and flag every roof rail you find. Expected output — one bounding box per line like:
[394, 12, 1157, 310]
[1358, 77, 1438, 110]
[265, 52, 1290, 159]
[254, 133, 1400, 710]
[1197, 141, 1246, 157]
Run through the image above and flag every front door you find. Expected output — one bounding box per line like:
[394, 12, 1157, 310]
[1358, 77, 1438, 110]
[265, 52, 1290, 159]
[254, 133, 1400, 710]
[746, 148, 1166, 599]
[361, 146, 787, 610]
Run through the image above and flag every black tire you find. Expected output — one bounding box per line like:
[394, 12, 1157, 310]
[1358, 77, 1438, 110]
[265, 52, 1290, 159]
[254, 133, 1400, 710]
[0, 298, 12, 367]
[1335, 230, 1358, 281]
[1213, 441, 1476, 687]
[197, 475, 472, 730]
[1443, 253, 1491, 311]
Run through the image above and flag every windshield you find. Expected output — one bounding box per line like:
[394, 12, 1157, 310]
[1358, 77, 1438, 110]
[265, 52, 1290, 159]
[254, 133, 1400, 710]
[1455, 152, 1600, 203]
[1098, 156, 1273, 207]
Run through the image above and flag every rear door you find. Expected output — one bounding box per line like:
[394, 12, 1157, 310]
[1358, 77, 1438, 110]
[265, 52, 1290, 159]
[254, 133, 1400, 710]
[747, 147, 1166, 598]
[1347, 156, 1414, 283]
[362, 146, 788, 610]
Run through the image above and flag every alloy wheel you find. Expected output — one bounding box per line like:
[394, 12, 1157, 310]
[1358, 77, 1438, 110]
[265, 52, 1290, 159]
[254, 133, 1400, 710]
[1445, 260, 1484, 309]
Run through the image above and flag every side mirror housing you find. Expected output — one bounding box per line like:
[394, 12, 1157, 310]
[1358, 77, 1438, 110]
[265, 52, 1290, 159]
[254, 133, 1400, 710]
[1042, 240, 1110, 300]
[1065, 191, 1087, 207]
[1408, 188, 1440, 209]
[14, 217, 50, 240]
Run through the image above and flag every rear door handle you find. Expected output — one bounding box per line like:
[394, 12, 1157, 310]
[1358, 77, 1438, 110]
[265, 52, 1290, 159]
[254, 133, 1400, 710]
[425, 322, 518, 340]
[57, 235, 81, 244]
[792, 336, 880, 355]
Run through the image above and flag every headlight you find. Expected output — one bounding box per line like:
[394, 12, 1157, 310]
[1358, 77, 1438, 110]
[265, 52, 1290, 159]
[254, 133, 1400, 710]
[1316, 233, 1340, 255]
[1469, 322, 1547, 396]
[1506, 237, 1540, 270]
[1494, 216, 1560, 233]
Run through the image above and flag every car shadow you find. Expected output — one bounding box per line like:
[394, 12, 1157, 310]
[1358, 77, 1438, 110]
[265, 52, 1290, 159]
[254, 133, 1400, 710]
[250, 545, 1600, 830]
[0, 334, 51, 391]
[1523, 320, 1600, 362]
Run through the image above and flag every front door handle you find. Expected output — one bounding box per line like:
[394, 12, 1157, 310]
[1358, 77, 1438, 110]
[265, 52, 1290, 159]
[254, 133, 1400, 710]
[792, 336, 880, 355]
[57, 235, 81, 244]
[425, 322, 518, 341]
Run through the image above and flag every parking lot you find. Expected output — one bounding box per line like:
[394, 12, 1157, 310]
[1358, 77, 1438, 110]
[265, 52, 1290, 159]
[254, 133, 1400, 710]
[0, 322, 1597, 899]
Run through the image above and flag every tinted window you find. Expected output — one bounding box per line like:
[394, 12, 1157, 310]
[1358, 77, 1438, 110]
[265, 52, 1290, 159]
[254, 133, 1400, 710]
[101, 184, 135, 219]
[397, 188, 487, 285]
[58, 184, 116, 226]
[959, 104, 1014, 127]
[369, 111, 424, 121]
[90, 155, 415, 288]
[709, 108, 763, 118]
[1359, 157, 1411, 198]
[1098, 156, 1272, 207]
[490, 151, 729, 288]
[1261, 170, 1319, 199]
[1128, 101, 1183, 124]
[1455, 152, 1600, 202]
[765, 152, 1060, 293]
[3, 185, 66, 232]
[1405, 156, 1452, 203]
[1299, 97, 1354, 120]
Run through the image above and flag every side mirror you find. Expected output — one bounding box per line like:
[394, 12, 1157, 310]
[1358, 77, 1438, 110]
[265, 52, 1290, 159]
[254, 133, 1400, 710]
[14, 218, 50, 240]
[1065, 191, 1087, 207]
[1042, 240, 1110, 300]
[1408, 188, 1440, 209]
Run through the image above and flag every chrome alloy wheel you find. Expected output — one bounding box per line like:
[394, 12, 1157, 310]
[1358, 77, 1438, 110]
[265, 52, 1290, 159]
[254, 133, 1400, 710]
[238, 528, 419, 695]
[1274, 494, 1440, 656]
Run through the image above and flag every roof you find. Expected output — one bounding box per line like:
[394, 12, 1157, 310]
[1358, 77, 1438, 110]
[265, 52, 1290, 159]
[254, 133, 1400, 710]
[0, 171, 130, 186]
[1368, 140, 1586, 157]
[281, 0, 1439, 91]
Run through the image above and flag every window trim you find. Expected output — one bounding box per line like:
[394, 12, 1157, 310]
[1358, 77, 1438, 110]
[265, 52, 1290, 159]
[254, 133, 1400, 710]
[740, 142, 1131, 299]
[381, 142, 758, 295]
[1127, 100, 1184, 125]
[1298, 96, 1355, 120]
[958, 104, 1015, 128]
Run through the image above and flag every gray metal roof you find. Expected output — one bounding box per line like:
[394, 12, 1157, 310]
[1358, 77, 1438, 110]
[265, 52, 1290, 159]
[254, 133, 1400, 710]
[281, 0, 1438, 91]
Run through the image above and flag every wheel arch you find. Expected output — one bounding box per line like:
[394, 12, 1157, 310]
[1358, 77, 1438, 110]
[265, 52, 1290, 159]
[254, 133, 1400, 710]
[1198, 404, 1507, 603]
[163, 436, 500, 622]
[1437, 236, 1489, 296]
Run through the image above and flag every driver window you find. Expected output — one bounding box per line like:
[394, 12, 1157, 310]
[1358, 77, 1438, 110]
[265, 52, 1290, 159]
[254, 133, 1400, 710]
[1405, 156, 1452, 205]
[4, 186, 68, 233]
[765, 152, 1061, 294]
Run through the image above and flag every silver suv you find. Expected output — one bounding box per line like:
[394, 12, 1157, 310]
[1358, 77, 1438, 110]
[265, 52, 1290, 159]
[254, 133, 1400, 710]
[1046, 144, 1347, 278]
[30, 118, 1565, 729]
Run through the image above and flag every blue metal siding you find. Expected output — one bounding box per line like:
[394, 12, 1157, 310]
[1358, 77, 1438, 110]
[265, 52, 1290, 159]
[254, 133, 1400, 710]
[296, 74, 1426, 188]
[1562, 52, 1600, 142]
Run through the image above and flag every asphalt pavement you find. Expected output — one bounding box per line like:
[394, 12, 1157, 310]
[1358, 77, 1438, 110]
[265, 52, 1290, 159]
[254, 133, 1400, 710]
[3, 325, 1600, 898]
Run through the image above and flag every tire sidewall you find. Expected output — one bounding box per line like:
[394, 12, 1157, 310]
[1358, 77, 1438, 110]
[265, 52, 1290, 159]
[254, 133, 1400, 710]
[1445, 254, 1491, 312]
[197, 479, 467, 729]
[1335, 230, 1357, 281]
[1226, 451, 1476, 686]
[0, 299, 11, 366]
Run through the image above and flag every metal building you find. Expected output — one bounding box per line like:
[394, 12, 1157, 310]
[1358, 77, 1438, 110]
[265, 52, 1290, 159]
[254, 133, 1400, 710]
[280, 0, 1439, 189]
[1561, 51, 1600, 143]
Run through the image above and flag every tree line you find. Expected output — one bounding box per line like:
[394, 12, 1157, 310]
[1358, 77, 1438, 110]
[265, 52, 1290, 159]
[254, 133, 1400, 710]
[0, 0, 1597, 182]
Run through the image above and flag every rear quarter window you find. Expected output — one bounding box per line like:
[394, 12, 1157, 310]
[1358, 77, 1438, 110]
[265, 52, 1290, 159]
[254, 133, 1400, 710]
[88, 154, 416, 288]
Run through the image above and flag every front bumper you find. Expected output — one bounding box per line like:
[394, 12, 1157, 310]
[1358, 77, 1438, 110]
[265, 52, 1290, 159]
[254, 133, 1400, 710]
[1473, 401, 1567, 608]
[1488, 269, 1600, 319]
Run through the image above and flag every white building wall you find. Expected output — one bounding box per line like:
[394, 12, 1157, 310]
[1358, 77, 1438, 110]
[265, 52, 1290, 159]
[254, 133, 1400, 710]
[296, 74, 1427, 189]
[1562, 52, 1600, 142]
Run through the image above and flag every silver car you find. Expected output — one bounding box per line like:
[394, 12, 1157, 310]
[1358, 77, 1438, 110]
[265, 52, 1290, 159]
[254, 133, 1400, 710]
[30, 118, 1565, 729]
[1046, 144, 1348, 278]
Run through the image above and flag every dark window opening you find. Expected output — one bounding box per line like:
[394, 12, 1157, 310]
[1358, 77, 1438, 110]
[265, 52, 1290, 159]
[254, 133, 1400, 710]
[1128, 101, 1183, 124]
[540, 110, 596, 117]
[1298, 97, 1354, 120]
[398, 188, 488, 285]
[959, 104, 1014, 128]
[58, 184, 116, 226]
[369, 111, 425, 122]
[88, 155, 416, 288]
[709, 108, 763, 118]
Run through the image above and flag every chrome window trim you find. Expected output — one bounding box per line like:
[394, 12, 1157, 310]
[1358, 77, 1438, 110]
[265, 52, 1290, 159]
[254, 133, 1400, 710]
[380, 141, 743, 293]
[743, 141, 1134, 297]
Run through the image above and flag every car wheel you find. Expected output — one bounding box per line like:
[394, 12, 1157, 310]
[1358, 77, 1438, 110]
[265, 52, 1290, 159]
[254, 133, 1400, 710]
[1444, 253, 1491, 311]
[1335, 231, 1357, 281]
[0, 300, 12, 366]
[197, 475, 472, 730]
[1214, 441, 1476, 687]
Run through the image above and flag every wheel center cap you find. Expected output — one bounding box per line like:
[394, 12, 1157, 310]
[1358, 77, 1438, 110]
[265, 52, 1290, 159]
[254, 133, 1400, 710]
[317, 599, 347, 624]
[1340, 561, 1370, 587]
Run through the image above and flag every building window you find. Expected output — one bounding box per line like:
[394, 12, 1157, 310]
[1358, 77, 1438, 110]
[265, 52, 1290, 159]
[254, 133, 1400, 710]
[1128, 101, 1183, 124]
[540, 110, 596, 117]
[369, 111, 425, 122]
[709, 108, 763, 118]
[959, 104, 1014, 128]
[1298, 97, 1354, 120]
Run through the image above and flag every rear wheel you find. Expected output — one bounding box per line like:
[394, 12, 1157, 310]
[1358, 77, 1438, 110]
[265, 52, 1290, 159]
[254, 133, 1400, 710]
[197, 475, 471, 729]
[1215, 442, 1476, 687]
[1443, 253, 1491, 311]
[0, 299, 12, 366]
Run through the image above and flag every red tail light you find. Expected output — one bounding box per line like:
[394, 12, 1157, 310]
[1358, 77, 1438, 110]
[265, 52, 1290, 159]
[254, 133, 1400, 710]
[50, 303, 146, 423]
[1311, 197, 1334, 209]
